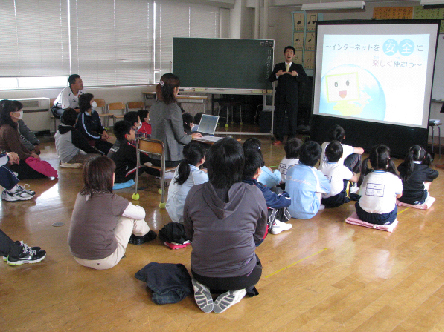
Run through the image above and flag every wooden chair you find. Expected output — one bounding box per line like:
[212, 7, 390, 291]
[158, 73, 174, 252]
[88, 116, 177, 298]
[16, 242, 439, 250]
[95, 99, 113, 128]
[107, 102, 126, 125]
[126, 101, 145, 113]
[133, 138, 175, 208]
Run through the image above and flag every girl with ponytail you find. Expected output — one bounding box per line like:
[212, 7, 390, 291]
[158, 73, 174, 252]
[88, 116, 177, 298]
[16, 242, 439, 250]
[397, 145, 438, 205]
[355, 145, 403, 225]
[166, 141, 208, 223]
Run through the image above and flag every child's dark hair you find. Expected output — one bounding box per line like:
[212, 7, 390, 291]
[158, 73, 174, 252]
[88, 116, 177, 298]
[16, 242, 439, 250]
[194, 112, 203, 124]
[361, 144, 399, 178]
[243, 138, 264, 167]
[207, 137, 244, 189]
[299, 141, 321, 167]
[61, 108, 78, 126]
[157, 73, 180, 105]
[285, 137, 302, 159]
[0, 99, 18, 129]
[182, 113, 194, 133]
[243, 138, 261, 151]
[329, 124, 346, 142]
[113, 121, 133, 141]
[12, 100, 23, 112]
[80, 156, 115, 195]
[79, 93, 94, 113]
[400, 145, 432, 181]
[138, 109, 149, 122]
[174, 141, 206, 186]
[325, 140, 343, 163]
[243, 149, 263, 179]
[123, 111, 139, 126]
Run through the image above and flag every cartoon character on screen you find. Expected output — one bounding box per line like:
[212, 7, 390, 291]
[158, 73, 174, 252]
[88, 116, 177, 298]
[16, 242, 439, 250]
[319, 64, 386, 122]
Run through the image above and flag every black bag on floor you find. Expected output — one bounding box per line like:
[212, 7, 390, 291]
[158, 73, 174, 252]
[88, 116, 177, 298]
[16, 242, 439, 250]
[158, 222, 189, 244]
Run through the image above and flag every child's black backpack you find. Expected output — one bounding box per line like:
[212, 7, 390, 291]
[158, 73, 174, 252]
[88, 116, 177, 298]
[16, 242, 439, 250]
[158, 222, 190, 244]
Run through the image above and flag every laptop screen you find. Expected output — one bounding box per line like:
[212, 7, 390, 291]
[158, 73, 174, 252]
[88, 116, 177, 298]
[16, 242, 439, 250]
[198, 114, 219, 135]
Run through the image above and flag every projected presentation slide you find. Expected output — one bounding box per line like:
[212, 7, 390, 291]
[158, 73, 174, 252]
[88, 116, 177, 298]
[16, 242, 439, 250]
[313, 22, 439, 129]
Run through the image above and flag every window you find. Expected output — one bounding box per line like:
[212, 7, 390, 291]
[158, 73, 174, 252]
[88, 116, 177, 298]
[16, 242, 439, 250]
[0, 0, 70, 77]
[0, 0, 222, 89]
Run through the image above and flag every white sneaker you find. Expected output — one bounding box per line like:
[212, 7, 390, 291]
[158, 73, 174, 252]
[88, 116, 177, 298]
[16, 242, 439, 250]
[213, 289, 246, 313]
[15, 184, 35, 196]
[270, 220, 292, 235]
[1, 188, 33, 202]
[192, 279, 214, 313]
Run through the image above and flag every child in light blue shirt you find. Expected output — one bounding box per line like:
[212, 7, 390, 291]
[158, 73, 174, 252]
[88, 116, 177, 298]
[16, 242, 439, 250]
[287, 141, 330, 219]
[243, 138, 281, 188]
[166, 142, 208, 223]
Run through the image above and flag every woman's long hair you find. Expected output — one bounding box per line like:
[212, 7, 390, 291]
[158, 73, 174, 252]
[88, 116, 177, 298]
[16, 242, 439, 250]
[157, 73, 180, 105]
[80, 156, 115, 195]
[174, 142, 206, 186]
[79, 93, 94, 113]
[399, 145, 432, 181]
[0, 99, 18, 129]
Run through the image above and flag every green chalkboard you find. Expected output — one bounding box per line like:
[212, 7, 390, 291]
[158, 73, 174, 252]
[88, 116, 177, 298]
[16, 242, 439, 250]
[173, 38, 274, 90]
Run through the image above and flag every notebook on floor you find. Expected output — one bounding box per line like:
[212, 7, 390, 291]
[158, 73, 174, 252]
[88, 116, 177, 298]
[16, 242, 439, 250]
[197, 114, 219, 136]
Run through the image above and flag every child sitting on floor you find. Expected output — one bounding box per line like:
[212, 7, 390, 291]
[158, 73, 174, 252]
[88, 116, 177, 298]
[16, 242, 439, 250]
[319, 141, 359, 208]
[320, 124, 363, 174]
[278, 137, 301, 188]
[68, 156, 155, 270]
[286, 141, 330, 219]
[397, 145, 438, 206]
[55, 108, 102, 167]
[166, 141, 208, 224]
[355, 145, 402, 225]
[107, 121, 156, 184]
[243, 148, 292, 235]
[243, 138, 281, 188]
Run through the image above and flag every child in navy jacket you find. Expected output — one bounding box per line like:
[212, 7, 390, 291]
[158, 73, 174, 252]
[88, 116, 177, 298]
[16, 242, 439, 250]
[243, 149, 292, 235]
[108, 121, 156, 184]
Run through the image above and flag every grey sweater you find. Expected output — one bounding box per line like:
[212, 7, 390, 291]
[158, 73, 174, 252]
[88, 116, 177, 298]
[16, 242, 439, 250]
[184, 182, 267, 278]
[149, 101, 192, 162]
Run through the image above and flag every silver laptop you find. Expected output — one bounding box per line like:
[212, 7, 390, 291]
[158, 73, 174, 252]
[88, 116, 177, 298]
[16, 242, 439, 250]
[198, 114, 219, 136]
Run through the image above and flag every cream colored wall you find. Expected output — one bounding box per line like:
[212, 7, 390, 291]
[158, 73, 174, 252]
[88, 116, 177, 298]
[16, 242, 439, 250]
[0, 85, 148, 105]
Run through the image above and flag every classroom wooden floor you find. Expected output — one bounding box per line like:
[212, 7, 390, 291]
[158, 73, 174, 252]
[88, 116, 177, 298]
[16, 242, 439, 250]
[1, 131, 444, 332]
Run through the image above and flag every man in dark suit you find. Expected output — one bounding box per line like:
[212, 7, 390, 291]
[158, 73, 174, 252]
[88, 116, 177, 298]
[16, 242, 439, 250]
[269, 46, 307, 145]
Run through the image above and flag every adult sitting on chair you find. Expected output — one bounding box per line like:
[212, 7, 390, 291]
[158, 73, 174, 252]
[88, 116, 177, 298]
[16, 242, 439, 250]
[76, 93, 113, 155]
[150, 73, 201, 167]
[53, 74, 84, 116]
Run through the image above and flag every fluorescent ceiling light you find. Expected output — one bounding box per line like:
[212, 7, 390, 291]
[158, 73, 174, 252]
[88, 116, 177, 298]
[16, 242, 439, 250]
[420, 0, 444, 5]
[301, 1, 365, 11]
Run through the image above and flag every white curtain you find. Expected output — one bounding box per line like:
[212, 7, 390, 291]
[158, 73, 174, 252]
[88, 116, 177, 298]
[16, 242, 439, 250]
[0, 0, 222, 88]
[0, 0, 70, 77]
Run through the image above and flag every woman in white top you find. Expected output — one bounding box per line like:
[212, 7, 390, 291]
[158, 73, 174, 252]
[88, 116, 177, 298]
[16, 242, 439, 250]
[166, 141, 208, 223]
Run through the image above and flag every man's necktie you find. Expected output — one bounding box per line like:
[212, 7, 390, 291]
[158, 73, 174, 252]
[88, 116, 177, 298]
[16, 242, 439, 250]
[286, 63, 290, 72]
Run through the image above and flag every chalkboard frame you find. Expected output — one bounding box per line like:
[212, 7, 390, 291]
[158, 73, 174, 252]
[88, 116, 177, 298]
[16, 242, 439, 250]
[173, 38, 274, 90]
